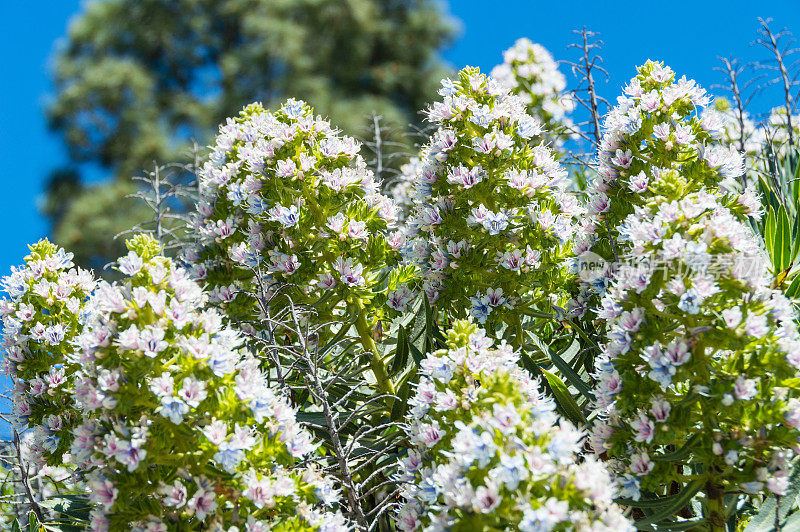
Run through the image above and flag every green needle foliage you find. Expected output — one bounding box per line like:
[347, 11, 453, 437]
[44, 0, 457, 269]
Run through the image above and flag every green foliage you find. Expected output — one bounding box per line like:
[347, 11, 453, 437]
[46, 0, 457, 269]
[758, 147, 800, 294]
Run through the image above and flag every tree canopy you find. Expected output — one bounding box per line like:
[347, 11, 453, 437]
[45, 0, 457, 268]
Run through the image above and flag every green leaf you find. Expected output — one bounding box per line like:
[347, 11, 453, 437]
[633, 479, 705, 528]
[785, 274, 800, 298]
[10, 520, 21, 532]
[635, 518, 707, 531]
[408, 342, 425, 365]
[652, 434, 700, 462]
[540, 367, 587, 426]
[765, 207, 777, 257]
[774, 206, 792, 273]
[744, 458, 800, 531]
[391, 366, 417, 421]
[389, 325, 409, 375]
[530, 335, 595, 402]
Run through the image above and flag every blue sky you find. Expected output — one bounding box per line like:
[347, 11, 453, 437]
[0, 1, 799, 438]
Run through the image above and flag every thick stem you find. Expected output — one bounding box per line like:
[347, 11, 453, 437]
[704, 481, 726, 532]
[354, 310, 395, 402]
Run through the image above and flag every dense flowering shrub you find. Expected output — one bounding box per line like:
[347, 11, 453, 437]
[0, 240, 95, 467]
[396, 320, 633, 531]
[187, 99, 413, 339]
[70, 235, 345, 531]
[583, 63, 800, 517]
[405, 67, 580, 328]
[490, 38, 576, 144]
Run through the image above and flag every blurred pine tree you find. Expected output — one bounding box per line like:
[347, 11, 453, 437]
[45, 0, 457, 268]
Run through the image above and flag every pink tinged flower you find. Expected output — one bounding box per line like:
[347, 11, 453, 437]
[318, 273, 337, 290]
[733, 376, 758, 401]
[640, 91, 660, 112]
[269, 251, 300, 276]
[28, 378, 47, 397]
[525, 246, 542, 268]
[202, 419, 228, 446]
[333, 258, 365, 287]
[15, 303, 34, 322]
[498, 249, 524, 271]
[275, 158, 296, 178]
[214, 217, 237, 239]
[326, 213, 346, 235]
[387, 285, 414, 311]
[674, 124, 696, 145]
[434, 389, 458, 411]
[243, 476, 276, 509]
[88, 478, 118, 511]
[387, 231, 405, 250]
[587, 193, 610, 215]
[744, 313, 769, 337]
[447, 164, 484, 188]
[138, 326, 168, 358]
[179, 377, 208, 408]
[420, 205, 443, 226]
[652, 122, 671, 141]
[628, 171, 649, 193]
[618, 307, 644, 332]
[45, 366, 66, 388]
[767, 474, 790, 496]
[473, 484, 501, 514]
[611, 149, 633, 169]
[630, 412, 655, 444]
[472, 133, 495, 154]
[118, 251, 143, 275]
[415, 421, 444, 448]
[160, 480, 188, 508]
[395, 507, 421, 532]
[650, 396, 671, 422]
[665, 339, 691, 366]
[347, 220, 369, 240]
[187, 487, 218, 521]
[629, 450, 655, 476]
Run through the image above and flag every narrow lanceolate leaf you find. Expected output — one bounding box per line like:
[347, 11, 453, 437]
[530, 334, 595, 401]
[635, 518, 707, 531]
[652, 434, 700, 462]
[764, 207, 777, 258]
[389, 324, 409, 375]
[785, 274, 800, 298]
[540, 367, 587, 426]
[774, 206, 792, 273]
[633, 479, 705, 528]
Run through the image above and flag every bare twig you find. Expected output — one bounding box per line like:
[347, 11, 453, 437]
[565, 27, 610, 149]
[756, 18, 800, 146]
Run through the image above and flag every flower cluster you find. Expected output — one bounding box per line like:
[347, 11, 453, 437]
[70, 235, 345, 531]
[187, 99, 414, 336]
[584, 63, 800, 504]
[396, 320, 633, 531]
[405, 67, 579, 327]
[0, 240, 95, 467]
[490, 38, 577, 144]
[577, 61, 760, 301]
